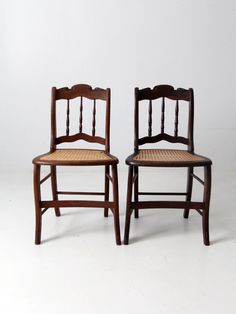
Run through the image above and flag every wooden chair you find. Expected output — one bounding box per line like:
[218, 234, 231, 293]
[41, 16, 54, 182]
[33, 84, 121, 245]
[124, 85, 212, 245]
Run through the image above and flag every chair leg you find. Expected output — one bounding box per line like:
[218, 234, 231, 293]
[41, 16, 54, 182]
[34, 165, 42, 245]
[134, 166, 139, 218]
[111, 165, 121, 245]
[202, 165, 211, 246]
[104, 165, 109, 217]
[124, 166, 133, 245]
[51, 165, 61, 217]
[184, 166, 193, 219]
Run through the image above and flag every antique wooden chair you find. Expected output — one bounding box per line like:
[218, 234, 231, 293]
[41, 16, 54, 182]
[124, 85, 212, 245]
[33, 84, 121, 245]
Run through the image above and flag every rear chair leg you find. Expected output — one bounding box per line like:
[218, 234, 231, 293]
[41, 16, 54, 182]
[104, 165, 109, 217]
[34, 165, 42, 245]
[111, 165, 121, 245]
[184, 166, 193, 219]
[134, 166, 139, 218]
[124, 166, 133, 245]
[202, 165, 211, 246]
[51, 165, 61, 217]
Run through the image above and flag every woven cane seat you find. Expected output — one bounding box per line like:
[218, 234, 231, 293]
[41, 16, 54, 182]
[126, 149, 211, 167]
[33, 149, 118, 166]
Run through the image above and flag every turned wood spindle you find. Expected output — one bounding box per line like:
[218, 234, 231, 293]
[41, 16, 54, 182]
[66, 99, 70, 136]
[174, 100, 179, 137]
[148, 100, 152, 137]
[161, 97, 165, 134]
[79, 96, 83, 133]
[92, 99, 96, 136]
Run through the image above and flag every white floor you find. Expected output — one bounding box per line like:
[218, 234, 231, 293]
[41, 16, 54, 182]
[0, 167, 236, 314]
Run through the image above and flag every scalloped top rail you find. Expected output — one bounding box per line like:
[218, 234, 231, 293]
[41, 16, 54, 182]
[55, 84, 108, 100]
[137, 85, 190, 101]
[55, 132, 105, 145]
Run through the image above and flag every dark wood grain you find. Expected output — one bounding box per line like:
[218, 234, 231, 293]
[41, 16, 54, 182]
[104, 165, 110, 217]
[92, 99, 96, 136]
[148, 100, 152, 137]
[134, 88, 139, 152]
[50, 87, 57, 151]
[131, 201, 204, 209]
[191, 173, 204, 185]
[51, 166, 60, 216]
[139, 192, 187, 196]
[34, 165, 42, 244]
[174, 100, 179, 137]
[124, 84, 212, 246]
[57, 191, 105, 195]
[105, 89, 111, 153]
[40, 173, 51, 185]
[137, 85, 191, 101]
[184, 166, 193, 219]
[33, 84, 120, 245]
[138, 133, 189, 146]
[56, 84, 107, 100]
[79, 96, 83, 133]
[133, 85, 195, 150]
[55, 132, 105, 145]
[203, 165, 211, 245]
[41, 200, 114, 208]
[188, 88, 194, 152]
[112, 165, 121, 245]
[66, 99, 70, 136]
[134, 166, 139, 218]
[161, 97, 165, 133]
[124, 166, 133, 245]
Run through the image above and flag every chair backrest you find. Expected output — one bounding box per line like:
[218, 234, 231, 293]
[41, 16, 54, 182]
[134, 85, 194, 153]
[50, 84, 111, 152]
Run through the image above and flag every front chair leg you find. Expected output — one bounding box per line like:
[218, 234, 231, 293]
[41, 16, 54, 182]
[124, 166, 133, 245]
[202, 165, 211, 246]
[34, 165, 42, 245]
[134, 166, 139, 218]
[51, 165, 61, 217]
[184, 166, 193, 219]
[111, 165, 121, 245]
[104, 165, 110, 217]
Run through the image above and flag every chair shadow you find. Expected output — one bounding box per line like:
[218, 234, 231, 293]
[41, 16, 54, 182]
[42, 211, 114, 244]
[126, 213, 236, 246]
[124, 210, 205, 244]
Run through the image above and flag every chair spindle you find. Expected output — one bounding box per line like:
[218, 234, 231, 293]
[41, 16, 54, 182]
[92, 99, 96, 136]
[79, 96, 83, 133]
[148, 100, 152, 136]
[161, 97, 165, 133]
[66, 99, 70, 136]
[174, 100, 179, 137]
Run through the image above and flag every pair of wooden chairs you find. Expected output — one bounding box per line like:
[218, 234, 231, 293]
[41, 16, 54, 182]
[33, 84, 212, 246]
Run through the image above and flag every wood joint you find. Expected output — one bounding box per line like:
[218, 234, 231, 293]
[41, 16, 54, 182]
[40, 173, 51, 185]
[106, 173, 113, 183]
[41, 208, 49, 215]
[191, 173, 204, 185]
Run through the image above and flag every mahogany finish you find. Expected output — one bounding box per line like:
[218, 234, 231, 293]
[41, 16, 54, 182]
[124, 85, 212, 246]
[33, 84, 121, 245]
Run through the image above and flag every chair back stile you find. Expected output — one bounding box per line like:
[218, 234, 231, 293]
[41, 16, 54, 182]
[50, 87, 57, 152]
[188, 88, 194, 153]
[50, 84, 110, 153]
[105, 88, 111, 153]
[134, 85, 195, 154]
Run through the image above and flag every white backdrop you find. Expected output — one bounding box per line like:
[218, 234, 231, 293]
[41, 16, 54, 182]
[1, 0, 236, 171]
